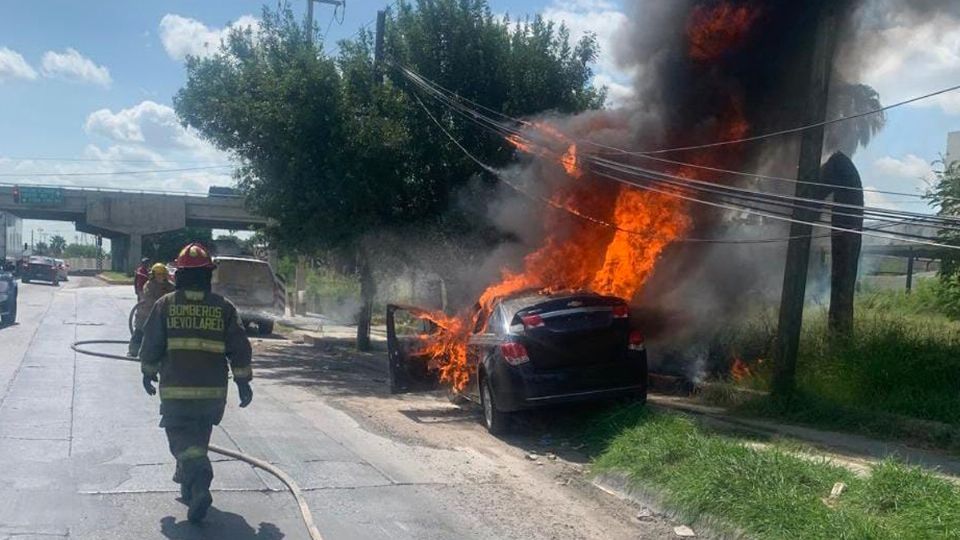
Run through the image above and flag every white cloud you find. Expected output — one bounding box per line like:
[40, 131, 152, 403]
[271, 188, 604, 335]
[158, 13, 259, 61]
[41, 48, 111, 87]
[873, 154, 935, 185]
[592, 72, 634, 108]
[0, 47, 37, 82]
[849, 10, 960, 115]
[84, 100, 206, 150]
[542, 0, 631, 101]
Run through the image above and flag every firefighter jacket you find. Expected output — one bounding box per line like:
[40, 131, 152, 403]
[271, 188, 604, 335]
[134, 266, 149, 297]
[135, 279, 175, 331]
[139, 289, 252, 422]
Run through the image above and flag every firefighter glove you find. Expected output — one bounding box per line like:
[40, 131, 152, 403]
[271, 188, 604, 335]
[237, 381, 253, 408]
[142, 373, 157, 396]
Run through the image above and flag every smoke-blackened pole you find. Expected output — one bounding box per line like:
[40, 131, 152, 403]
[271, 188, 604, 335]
[772, 2, 840, 399]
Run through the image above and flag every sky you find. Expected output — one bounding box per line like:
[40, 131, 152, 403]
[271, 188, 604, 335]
[0, 0, 957, 247]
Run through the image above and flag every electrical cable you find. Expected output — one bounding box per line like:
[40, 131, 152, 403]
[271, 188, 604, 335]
[628, 83, 960, 155]
[398, 63, 956, 204]
[405, 68, 960, 235]
[0, 165, 232, 177]
[410, 87, 957, 246]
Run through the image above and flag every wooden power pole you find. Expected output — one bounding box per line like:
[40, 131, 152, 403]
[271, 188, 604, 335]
[771, 5, 840, 398]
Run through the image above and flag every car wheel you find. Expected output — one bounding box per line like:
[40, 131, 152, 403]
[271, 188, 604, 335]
[52, 278, 59, 286]
[258, 321, 274, 335]
[480, 377, 509, 435]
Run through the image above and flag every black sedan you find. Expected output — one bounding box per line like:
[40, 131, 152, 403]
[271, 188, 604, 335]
[387, 291, 647, 434]
[0, 261, 17, 326]
[21, 256, 59, 285]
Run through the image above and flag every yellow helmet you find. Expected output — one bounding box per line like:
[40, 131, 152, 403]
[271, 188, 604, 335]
[150, 263, 169, 277]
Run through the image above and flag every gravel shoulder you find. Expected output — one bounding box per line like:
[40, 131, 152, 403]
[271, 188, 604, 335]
[251, 335, 686, 539]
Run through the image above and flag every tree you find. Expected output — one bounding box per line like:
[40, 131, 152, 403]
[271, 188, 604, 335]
[63, 244, 100, 258]
[174, 1, 603, 349]
[143, 228, 214, 263]
[49, 235, 67, 256]
[34, 241, 49, 256]
[825, 83, 885, 156]
[928, 159, 960, 317]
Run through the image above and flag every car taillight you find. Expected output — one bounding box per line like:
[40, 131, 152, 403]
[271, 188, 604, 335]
[629, 329, 645, 352]
[520, 314, 544, 329]
[612, 304, 629, 319]
[500, 342, 530, 365]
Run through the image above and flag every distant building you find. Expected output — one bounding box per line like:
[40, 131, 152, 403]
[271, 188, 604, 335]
[0, 212, 23, 263]
[948, 131, 960, 166]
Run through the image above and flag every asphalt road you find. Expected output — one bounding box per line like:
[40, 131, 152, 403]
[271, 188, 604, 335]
[0, 279, 671, 540]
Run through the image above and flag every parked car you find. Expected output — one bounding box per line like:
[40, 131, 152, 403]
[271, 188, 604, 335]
[21, 256, 59, 285]
[54, 259, 69, 281]
[0, 261, 17, 325]
[211, 256, 285, 335]
[387, 290, 648, 434]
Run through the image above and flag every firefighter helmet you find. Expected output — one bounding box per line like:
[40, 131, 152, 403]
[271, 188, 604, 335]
[149, 263, 169, 277]
[175, 243, 216, 269]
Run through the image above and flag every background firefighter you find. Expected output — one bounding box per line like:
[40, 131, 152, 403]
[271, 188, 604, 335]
[128, 263, 175, 357]
[139, 242, 253, 524]
[134, 257, 150, 299]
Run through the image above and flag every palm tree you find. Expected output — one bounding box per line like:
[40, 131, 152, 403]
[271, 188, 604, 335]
[825, 82, 886, 156]
[49, 235, 67, 256]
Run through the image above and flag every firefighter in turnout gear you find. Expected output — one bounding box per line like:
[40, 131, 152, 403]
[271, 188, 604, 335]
[139, 242, 253, 523]
[128, 263, 175, 357]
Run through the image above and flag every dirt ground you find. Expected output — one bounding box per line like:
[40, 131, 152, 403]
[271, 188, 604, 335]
[250, 334, 688, 539]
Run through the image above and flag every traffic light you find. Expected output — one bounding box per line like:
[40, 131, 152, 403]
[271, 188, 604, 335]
[12, 185, 19, 204]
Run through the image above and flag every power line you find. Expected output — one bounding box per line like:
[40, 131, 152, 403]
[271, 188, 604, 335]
[399, 63, 955, 204]
[631, 83, 960, 155]
[409, 85, 959, 247]
[0, 165, 232, 177]
[1, 156, 231, 165]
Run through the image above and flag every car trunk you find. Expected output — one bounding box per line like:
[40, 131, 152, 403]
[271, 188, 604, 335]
[512, 294, 629, 370]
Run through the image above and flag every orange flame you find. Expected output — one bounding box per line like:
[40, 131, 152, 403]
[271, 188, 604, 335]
[416, 104, 748, 391]
[730, 357, 752, 382]
[687, 2, 760, 62]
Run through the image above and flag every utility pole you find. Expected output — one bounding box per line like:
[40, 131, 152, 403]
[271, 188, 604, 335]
[305, 0, 343, 44]
[373, 9, 386, 82]
[772, 4, 840, 398]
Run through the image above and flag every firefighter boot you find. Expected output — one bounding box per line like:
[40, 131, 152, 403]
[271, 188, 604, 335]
[173, 462, 191, 503]
[187, 469, 213, 523]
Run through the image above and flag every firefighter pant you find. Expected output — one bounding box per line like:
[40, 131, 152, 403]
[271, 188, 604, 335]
[164, 419, 214, 492]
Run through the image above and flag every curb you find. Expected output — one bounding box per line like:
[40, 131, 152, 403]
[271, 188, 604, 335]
[591, 471, 744, 539]
[95, 274, 133, 285]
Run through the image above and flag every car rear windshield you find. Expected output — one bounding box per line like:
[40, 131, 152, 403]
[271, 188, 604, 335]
[29, 257, 53, 265]
[213, 259, 275, 288]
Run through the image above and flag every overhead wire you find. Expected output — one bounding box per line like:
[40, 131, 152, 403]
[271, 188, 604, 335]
[399, 63, 956, 204]
[0, 165, 232, 177]
[409, 83, 957, 247]
[400, 64, 960, 248]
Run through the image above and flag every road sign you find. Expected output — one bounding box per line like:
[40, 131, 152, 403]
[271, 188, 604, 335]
[17, 186, 64, 206]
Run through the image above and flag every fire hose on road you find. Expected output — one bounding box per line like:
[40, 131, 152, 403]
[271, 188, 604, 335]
[70, 339, 325, 540]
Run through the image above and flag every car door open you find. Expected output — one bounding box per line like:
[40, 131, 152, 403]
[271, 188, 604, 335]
[386, 304, 444, 394]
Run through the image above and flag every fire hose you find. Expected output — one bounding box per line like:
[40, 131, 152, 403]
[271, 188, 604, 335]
[70, 339, 325, 540]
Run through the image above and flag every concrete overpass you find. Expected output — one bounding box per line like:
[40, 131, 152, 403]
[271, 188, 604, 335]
[0, 183, 267, 272]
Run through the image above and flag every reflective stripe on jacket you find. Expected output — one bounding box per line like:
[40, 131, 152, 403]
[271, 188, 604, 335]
[139, 289, 253, 417]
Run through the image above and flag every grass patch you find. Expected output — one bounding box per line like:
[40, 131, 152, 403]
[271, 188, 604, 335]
[98, 271, 133, 284]
[701, 296, 960, 445]
[589, 405, 960, 539]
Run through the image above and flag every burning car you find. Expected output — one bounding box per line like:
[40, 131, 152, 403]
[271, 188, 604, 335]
[387, 290, 647, 434]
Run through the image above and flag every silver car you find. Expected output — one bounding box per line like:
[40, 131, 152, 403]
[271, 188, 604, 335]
[211, 256, 285, 335]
